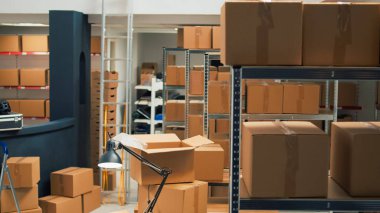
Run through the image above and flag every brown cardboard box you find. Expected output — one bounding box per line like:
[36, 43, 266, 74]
[246, 83, 283, 114]
[82, 185, 101, 213]
[188, 115, 203, 137]
[7, 100, 20, 113]
[91, 71, 119, 89]
[0, 35, 20, 52]
[165, 126, 185, 140]
[138, 181, 208, 213]
[218, 66, 230, 72]
[39, 195, 82, 213]
[177, 26, 212, 49]
[212, 26, 221, 49]
[221, 1, 302, 65]
[183, 136, 224, 181]
[20, 69, 47, 86]
[45, 100, 50, 118]
[21, 35, 48, 52]
[9, 208, 42, 213]
[210, 71, 218, 81]
[209, 119, 230, 140]
[140, 63, 158, 85]
[209, 81, 230, 114]
[190, 70, 204, 95]
[1, 185, 39, 212]
[189, 100, 203, 115]
[321, 82, 358, 107]
[283, 83, 320, 114]
[19, 100, 45, 118]
[331, 122, 380, 196]
[0, 69, 19, 86]
[51, 167, 93, 198]
[213, 138, 230, 169]
[303, 3, 380, 66]
[103, 171, 116, 191]
[127, 134, 195, 185]
[165, 100, 185, 122]
[217, 71, 230, 83]
[166, 66, 185, 86]
[91, 37, 101, 54]
[242, 121, 329, 198]
[167, 54, 176, 65]
[91, 87, 118, 103]
[140, 73, 153, 85]
[4, 157, 40, 188]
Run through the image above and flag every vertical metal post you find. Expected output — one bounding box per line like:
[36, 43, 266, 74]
[333, 80, 339, 122]
[203, 53, 210, 137]
[162, 48, 167, 132]
[150, 78, 156, 134]
[229, 66, 241, 213]
[185, 50, 190, 139]
[324, 80, 330, 133]
[99, 0, 106, 186]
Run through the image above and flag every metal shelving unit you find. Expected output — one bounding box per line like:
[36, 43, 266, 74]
[229, 66, 380, 212]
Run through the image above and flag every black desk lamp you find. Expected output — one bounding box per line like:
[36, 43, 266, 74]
[98, 137, 171, 213]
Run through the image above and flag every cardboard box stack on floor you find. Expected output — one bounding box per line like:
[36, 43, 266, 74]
[2, 157, 40, 213]
[39, 167, 101, 213]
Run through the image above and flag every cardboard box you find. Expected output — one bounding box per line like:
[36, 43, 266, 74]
[183, 136, 224, 181]
[123, 133, 195, 185]
[140, 63, 158, 85]
[39, 195, 82, 213]
[0, 35, 20, 52]
[242, 121, 329, 198]
[1, 185, 39, 212]
[165, 100, 185, 122]
[177, 26, 212, 49]
[0, 69, 19, 86]
[165, 126, 185, 140]
[4, 157, 40, 188]
[20, 69, 47, 86]
[189, 100, 203, 115]
[209, 81, 230, 114]
[19, 100, 45, 118]
[82, 185, 101, 213]
[138, 181, 208, 213]
[209, 119, 230, 140]
[21, 35, 48, 52]
[91, 71, 119, 89]
[213, 138, 230, 169]
[212, 26, 221, 49]
[167, 54, 176, 65]
[210, 71, 218, 81]
[188, 115, 203, 137]
[331, 122, 380, 196]
[283, 83, 320, 114]
[166, 66, 185, 86]
[321, 82, 358, 107]
[45, 100, 50, 118]
[218, 66, 230, 72]
[221, 1, 302, 65]
[7, 100, 20, 113]
[9, 208, 42, 213]
[51, 167, 93, 198]
[190, 70, 204, 95]
[303, 3, 380, 66]
[91, 37, 101, 54]
[246, 83, 283, 114]
[217, 71, 230, 83]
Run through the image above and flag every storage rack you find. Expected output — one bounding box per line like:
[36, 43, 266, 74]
[229, 66, 380, 212]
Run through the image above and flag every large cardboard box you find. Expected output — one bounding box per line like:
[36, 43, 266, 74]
[166, 66, 185, 86]
[183, 136, 224, 181]
[189, 70, 204, 95]
[138, 181, 208, 213]
[0, 36, 20, 52]
[20, 69, 47, 86]
[45, 100, 50, 118]
[39, 195, 82, 213]
[242, 121, 329, 198]
[1, 185, 39, 212]
[217, 72, 230, 83]
[19, 100, 45, 118]
[221, 1, 302, 65]
[0, 69, 19, 86]
[209, 119, 230, 140]
[21, 35, 49, 52]
[331, 122, 380, 196]
[212, 26, 221, 49]
[91, 37, 101, 54]
[209, 81, 230, 114]
[120, 134, 195, 185]
[188, 115, 203, 137]
[165, 126, 185, 140]
[246, 83, 283, 114]
[165, 100, 185, 122]
[7, 100, 20, 113]
[82, 185, 101, 213]
[303, 3, 380, 66]
[51, 167, 93, 198]
[4, 157, 40, 188]
[283, 83, 320, 114]
[189, 100, 203, 115]
[177, 26, 212, 49]
[213, 138, 230, 169]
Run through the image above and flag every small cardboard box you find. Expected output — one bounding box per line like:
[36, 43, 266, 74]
[45, 100, 50, 118]
[177, 26, 212, 49]
[209, 119, 230, 140]
[82, 185, 101, 213]
[51, 167, 93, 198]
[167, 54, 176, 65]
[4, 157, 40, 188]
[1, 185, 39, 212]
[91, 71, 119, 89]
[212, 138, 230, 169]
[331, 122, 380, 196]
[189, 100, 203, 115]
[140, 63, 158, 85]
[246, 82, 283, 114]
[283, 83, 320, 114]
[242, 121, 329, 198]
[188, 115, 203, 137]
[138, 181, 208, 213]
[39, 195, 82, 213]
[189, 70, 204, 95]
[0, 69, 19, 86]
[217, 72, 230, 83]
[21, 35, 49, 52]
[0, 35, 20, 52]
[209, 81, 230, 114]
[183, 136, 224, 181]
[20, 69, 47, 86]
[165, 126, 185, 140]
[303, 3, 380, 66]
[19, 100, 45, 118]
[7, 100, 20, 113]
[91, 37, 101, 54]
[212, 26, 221, 49]
[166, 66, 185, 86]
[165, 100, 185, 122]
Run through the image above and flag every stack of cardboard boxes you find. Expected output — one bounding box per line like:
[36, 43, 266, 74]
[0, 35, 49, 52]
[177, 26, 221, 49]
[39, 167, 101, 213]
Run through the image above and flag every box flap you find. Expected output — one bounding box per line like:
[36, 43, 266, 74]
[183, 135, 214, 147]
[195, 144, 224, 152]
[144, 146, 194, 154]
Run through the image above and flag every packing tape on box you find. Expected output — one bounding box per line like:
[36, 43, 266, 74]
[297, 85, 305, 113]
[257, 2, 274, 65]
[333, 4, 352, 65]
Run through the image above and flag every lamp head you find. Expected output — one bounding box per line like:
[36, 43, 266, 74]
[98, 139, 122, 169]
